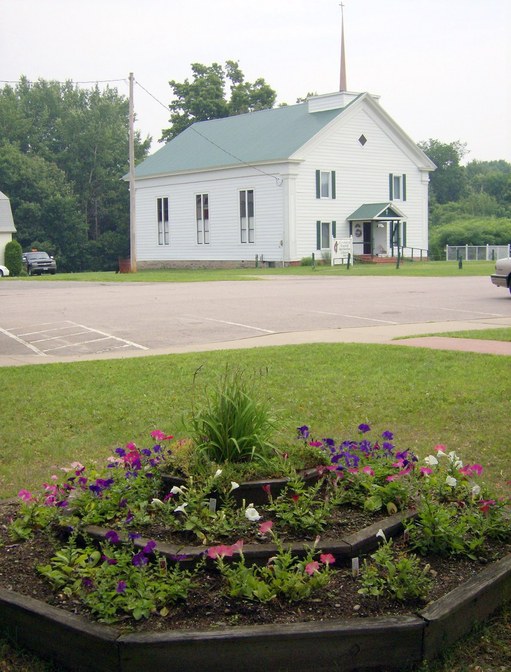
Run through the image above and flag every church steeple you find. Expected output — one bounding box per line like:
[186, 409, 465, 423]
[339, 3, 347, 92]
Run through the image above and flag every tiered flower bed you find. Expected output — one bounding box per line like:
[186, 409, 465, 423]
[1, 426, 510, 671]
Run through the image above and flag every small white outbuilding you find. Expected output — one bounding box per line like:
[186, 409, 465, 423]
[0, 191, 16, 265]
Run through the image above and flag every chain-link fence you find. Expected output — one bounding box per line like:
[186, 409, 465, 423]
[445, 244, 511, 261]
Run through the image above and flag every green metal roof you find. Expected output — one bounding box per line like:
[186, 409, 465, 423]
[347, 203, 405, 220]
[134, 102, 347, 178]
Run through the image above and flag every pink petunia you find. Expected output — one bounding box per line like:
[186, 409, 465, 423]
[479, 499, 496, 514]
[18, 489, 35, 502]
[150, 430, 174, 441]
[259, 520, 273, 535]
[362, 466, 375, 476]
[305, 561, 320, 575]
[207, 539, 244, 560]
[420, 467, 433, 477]
[320, 553, 336, 566]
[434, 444, 446, 453]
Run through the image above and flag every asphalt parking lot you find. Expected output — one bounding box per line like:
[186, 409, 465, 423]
[0, 275, 510, 365]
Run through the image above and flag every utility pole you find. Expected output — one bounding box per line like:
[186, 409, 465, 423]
[129, 72, 137, 272]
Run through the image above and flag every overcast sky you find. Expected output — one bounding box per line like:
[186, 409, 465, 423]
[2, 0, 510, 163]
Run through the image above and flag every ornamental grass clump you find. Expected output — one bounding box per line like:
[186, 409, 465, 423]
[189, 367, 277, 465]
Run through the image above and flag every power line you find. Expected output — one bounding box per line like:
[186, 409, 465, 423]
[0, 78, 126, 86]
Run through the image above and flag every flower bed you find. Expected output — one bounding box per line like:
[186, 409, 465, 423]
[1, 424, 510, 670]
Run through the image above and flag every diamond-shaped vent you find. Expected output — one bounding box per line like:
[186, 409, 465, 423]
[358, 134, 367, 146]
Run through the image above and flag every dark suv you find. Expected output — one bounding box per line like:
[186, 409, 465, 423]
[22, 251, 57, 276]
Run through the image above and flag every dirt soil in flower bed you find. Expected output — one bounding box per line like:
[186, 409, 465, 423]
[1, 499, 510, 635]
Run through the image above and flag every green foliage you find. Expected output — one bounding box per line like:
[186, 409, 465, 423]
[419, 139, 468, 204]
[429, 217, 511, 259]
[267, 477, 341, 535]
[359, 536, 432, 601]
[0, 77, 150, 270]
[190, 367, 277, 464]
[38, 534, 193, 623]
[161, 60, 276, 141]
[4, 239, 22, 275]
[212, 537, 332, 603]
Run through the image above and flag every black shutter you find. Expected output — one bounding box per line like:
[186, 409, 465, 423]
[316, 221, 321, 250]
[315, 170, 321, 199]
[331, 171, 336, 199]
[402, 174, 407, 201]
[332, 220, 337, 238]
[389, 173, 394, 200]
[402, 222, 407, 247]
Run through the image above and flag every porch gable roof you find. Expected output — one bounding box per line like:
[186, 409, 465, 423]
[347, 202, 406, 221]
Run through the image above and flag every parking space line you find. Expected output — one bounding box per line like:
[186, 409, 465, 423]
[31, 330, 90, 343]
[0, 325, 48, 356]
[0, 320, 148, 356]
[198, 316, 275, 334]
[311, 310, 399, 325]
[70, 322, 148, 350]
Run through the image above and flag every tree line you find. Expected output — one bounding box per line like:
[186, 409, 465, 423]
[1, 65, 510, 271]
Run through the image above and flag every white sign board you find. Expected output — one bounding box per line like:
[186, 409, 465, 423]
[331, 237, 353, 265]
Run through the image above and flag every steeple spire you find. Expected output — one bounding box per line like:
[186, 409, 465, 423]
[339, 3, 347, 92]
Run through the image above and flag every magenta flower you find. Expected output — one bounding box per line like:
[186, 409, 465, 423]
[362, 466, 375, 476]
[18, 489, 34, 502]
[309, 441, 323, 447]
[320, 553, 336, 566]
[420, 467, 433, 477]
[262, 484, 271, 496]
[479, 499, 496, 514]
[305, 561, 320, 575]
[150, 430, 174, 441]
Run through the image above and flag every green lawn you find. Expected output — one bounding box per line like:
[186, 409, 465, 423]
[7, 260, 496, 282]
[431, 327, 511, 341]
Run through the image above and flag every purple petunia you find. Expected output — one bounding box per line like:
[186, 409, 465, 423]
[105, 530, 121, 544]
[358, 423, 371, 434]
[116, 580, 127, 594]
[132, 552, 149, 567]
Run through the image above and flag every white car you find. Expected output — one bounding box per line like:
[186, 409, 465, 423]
[491, 257, 511, 294]
[0, 264, 9, 277]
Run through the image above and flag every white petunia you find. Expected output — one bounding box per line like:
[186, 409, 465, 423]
[445, 476, 457, 487]
[214, 469, 223, 478]
[230, 481, 240, 492]
[376, 528, 387, 543]
[245, 504, 261, 522]
[424, 455, 439, 466]
[448, 451, 463, 469]
[471, 484, 481, 496]
[170, 485, 185, 495]
[151, 498, 164, 507]
[174, 503, 188, 514]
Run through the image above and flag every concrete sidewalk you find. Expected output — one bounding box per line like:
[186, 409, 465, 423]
[0, 318, 510, 367]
